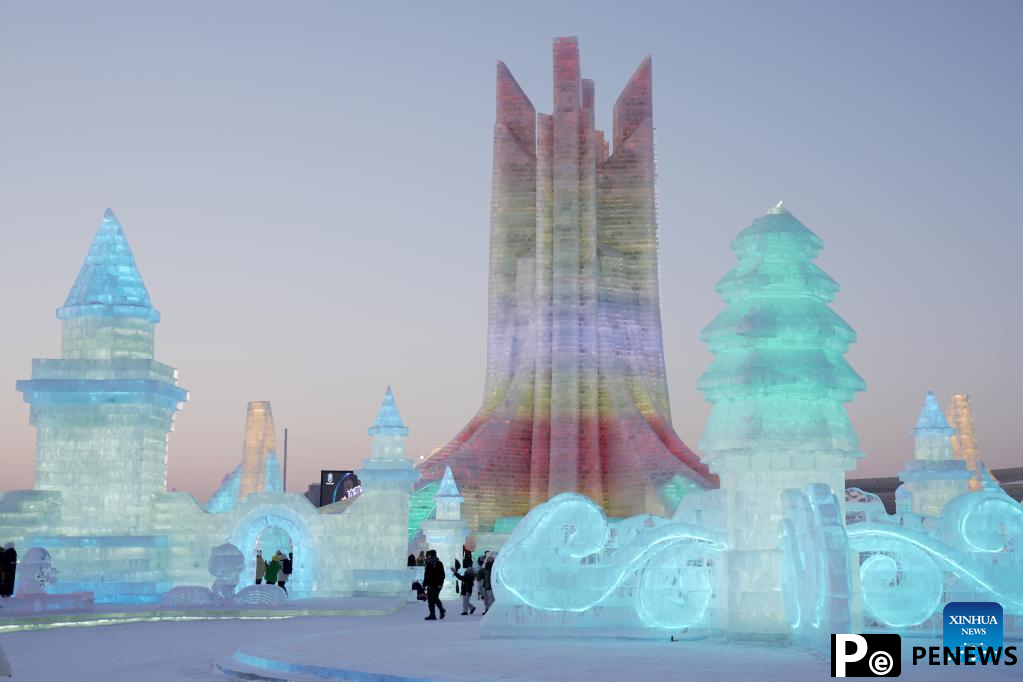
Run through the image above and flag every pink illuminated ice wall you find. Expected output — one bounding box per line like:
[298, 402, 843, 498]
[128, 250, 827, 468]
[419, 37, 715, 531]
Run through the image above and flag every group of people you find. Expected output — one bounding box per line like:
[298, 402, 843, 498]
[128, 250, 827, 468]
[254, 548, 293, 593]
[409, 547, 496, 621]
[0, 543, 16, 598]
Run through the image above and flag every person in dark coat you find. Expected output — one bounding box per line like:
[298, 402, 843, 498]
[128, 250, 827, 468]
[452, 561, 476, 615]
[407, 553, 416, 567]
[0, 544, 15, 598]
[421, 549, 446, 621]
[482, 553, 496, 614]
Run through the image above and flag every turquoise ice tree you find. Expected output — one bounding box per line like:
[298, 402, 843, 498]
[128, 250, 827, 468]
[698, 202, 865, 636]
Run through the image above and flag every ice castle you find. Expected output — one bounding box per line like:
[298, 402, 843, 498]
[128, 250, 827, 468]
[1, 211, 419, 603]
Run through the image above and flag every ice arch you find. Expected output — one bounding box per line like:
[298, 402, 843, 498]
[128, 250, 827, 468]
[231, 505, 315, 598]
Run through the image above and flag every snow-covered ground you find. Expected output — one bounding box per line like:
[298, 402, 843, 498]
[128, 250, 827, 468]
[0, 603, 1018, 681]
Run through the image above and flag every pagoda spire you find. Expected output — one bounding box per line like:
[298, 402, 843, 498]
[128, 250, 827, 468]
[58, 209, 159, 322]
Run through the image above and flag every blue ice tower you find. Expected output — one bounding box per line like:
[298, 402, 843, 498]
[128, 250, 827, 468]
[17, 209, 189, 534]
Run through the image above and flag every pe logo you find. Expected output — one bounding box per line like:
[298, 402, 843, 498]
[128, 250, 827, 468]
[832, 634, 901, 677]
[943, 601, 1003, 662]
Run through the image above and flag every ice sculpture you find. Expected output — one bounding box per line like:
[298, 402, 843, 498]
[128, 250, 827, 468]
[698, 202, 865, 636]
[420, 466, 469, 598]
[232, 584, 288, 606]
[209, 543, 245, 600]
[14, 547, 58, 596]
[207, 402, 282, 512]
[779, 484, 853, 651]
[897, 391, 971, 516]
[160, 586, 218, 608]
[946, 394, 997, 492]
[482, 493, 724, 638]
[7, 547, 95, 612]
[419, 37, 714, 533]
[16, 209, 189, 533]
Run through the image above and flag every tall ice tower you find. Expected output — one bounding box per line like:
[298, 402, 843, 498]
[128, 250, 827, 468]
[419, 37, 714, 532]
[17, 209, 189, 533]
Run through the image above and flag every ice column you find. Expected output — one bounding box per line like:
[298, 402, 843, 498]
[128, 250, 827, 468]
[897, 391, 971, 516]
[421, 466, 469, 599]
[699, 202, 865, 637]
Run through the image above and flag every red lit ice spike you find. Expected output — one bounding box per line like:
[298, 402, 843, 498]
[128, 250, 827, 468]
[417, 38, 715, 533]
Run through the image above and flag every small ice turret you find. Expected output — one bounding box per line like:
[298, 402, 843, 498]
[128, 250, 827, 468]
[421, 466, 469, 599]
[897, 391, 971, 516]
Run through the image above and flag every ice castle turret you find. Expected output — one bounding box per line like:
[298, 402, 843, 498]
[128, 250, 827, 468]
[345, 387, 422, 593]
[421, 466, 469, 599]
[699, 202, 865, 636]
[897, 391, 971, 516]
[16, 209, 188, 533]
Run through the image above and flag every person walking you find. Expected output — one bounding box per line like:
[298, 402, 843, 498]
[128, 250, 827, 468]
[0, 544, 16, 598]
[255, 549, 266, 585]
[452, 560, 476, 615]
[422, 549, 446, 621]
[279, 551, 292, 594]
[264, 551, 282, 588]
[482, 553, 496, 615]
[416, 550, 426, 566]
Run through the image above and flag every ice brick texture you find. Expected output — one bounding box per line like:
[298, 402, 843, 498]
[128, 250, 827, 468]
[698, 202, 865, 636]
[419, 37, 714, 532]
[16, 209, 189, 534]
[897, 391, 971, 516]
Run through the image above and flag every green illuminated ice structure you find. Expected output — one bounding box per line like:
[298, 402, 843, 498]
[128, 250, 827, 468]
[698, 201, 865, 637]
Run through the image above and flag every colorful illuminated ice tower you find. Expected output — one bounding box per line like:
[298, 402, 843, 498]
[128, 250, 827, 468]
[419, 37, 714, 532]
[17, 209, 188, 533]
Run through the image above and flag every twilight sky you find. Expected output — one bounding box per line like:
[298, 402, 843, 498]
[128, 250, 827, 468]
[1, 1, 1020, 503]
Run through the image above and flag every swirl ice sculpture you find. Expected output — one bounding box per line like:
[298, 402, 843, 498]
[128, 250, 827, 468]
[485, 493, 724, 635]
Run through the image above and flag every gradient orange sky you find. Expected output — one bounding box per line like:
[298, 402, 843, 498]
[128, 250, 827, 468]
[1, 1, 1020, 503]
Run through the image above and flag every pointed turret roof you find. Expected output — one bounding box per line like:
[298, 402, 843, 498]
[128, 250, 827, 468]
[368, 385, 409, 437]
[58, 209, 160, 322]
[915, 391, 954, 434]
[436, 465, 461, 498]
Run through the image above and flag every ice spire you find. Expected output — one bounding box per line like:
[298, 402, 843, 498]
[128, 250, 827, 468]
[945, 393, 995, 491]
[368, 385, 409, 437]
[437, 465, 461, 497]
[58, 208, 159, 322]
[237, 401, 278, 499]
